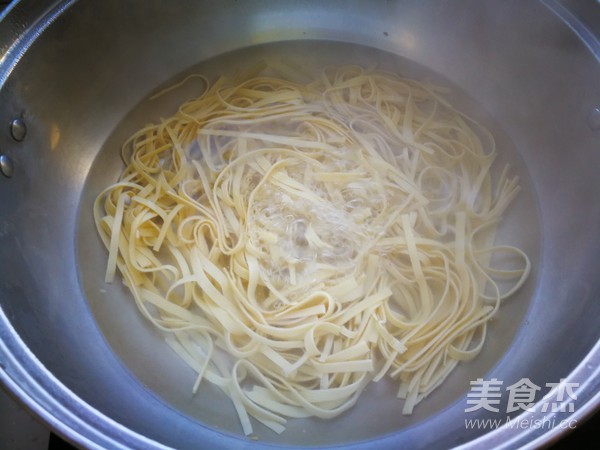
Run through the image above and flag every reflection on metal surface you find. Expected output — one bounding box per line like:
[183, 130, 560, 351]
[589, 106, 600, 130]
[398, 31, 417, 50]
[9, 118, 26, 141]
[0, 154, 13, 177]
[50, 123, 60, 150]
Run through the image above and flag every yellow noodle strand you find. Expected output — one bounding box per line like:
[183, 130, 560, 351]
[94, 64, 530, 435]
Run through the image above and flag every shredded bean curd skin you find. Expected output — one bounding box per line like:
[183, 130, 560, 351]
[94, 64, 530, 435]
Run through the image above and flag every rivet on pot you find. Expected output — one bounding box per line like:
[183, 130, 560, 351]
[9, 118, 27, 141]
[0, 154, 14, 178]
[589, 106, 600, 130]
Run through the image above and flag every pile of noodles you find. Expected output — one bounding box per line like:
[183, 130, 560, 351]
[94, 65, 530, 435]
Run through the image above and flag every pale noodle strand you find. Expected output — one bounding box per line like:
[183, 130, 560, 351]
[94, 64, 530, 435]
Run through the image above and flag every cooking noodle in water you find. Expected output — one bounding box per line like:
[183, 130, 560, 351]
[94, 64, 530, 435]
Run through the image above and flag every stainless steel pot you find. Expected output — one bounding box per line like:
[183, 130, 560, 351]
[0, 1, 598, 448]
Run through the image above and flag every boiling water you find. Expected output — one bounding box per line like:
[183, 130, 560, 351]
[77, 40, 540, 444]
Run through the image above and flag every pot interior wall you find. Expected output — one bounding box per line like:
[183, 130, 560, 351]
[0, 1, 598, 448]
[76, 39, 540, 443]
